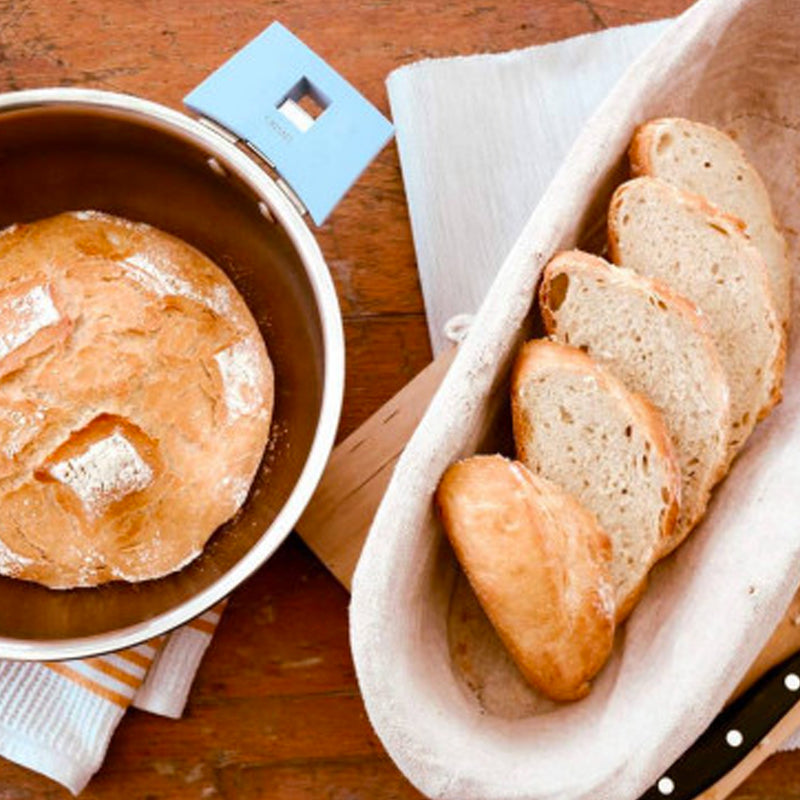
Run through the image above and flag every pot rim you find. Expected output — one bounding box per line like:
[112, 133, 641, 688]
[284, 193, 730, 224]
[0, 87, 345, 660]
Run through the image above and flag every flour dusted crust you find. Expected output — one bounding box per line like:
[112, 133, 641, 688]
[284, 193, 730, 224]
[0, 211, 274, 588]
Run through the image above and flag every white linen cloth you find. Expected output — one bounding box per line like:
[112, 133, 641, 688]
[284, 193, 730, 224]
[388, 20, 669, 356]
[0, 602, 224, 794]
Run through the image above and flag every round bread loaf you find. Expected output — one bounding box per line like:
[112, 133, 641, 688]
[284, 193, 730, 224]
[0, 211, 274, 588]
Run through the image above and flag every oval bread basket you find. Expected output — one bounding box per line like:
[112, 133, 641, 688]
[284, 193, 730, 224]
[350, 0, 800, 798]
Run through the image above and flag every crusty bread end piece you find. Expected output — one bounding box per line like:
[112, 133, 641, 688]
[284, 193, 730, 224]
[540, 250, 730, 555]
[436, 455, 615, 702]
[630, 117, 791, 331]
[511, 339, 680, 622]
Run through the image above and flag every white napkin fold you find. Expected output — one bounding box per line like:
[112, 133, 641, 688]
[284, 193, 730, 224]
[386, 14, 800, 753]
[0, 602, 224, 794]
[387, 19, 669, 356]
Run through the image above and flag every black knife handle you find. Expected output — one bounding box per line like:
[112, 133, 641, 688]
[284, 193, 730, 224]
[638, 651, 800, 799]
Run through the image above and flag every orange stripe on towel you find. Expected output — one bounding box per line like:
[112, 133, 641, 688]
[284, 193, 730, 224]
[45, 662, 130, 708]
[187, 617, 217, 635]
[84, 657, 143, 689]
[146, 635, 167, 650]
[117, 649, 154, 669]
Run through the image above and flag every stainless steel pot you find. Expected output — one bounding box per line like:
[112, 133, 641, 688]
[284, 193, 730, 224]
[0, 25, 390, 659]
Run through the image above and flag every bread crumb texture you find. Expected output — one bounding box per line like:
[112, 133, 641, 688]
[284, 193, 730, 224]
[540, 251, 730, 554]
[511, 339, 680, 621]
[629, 117, 791, 331]
[0, 211, 274, 588]
[608, 177, 783, 461]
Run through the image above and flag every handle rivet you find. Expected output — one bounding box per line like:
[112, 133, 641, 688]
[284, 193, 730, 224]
[725, 729, 743, 747]
[657, 777, 675, 795]
[258, 201, 276, 224]
[207, 157, 227, 177]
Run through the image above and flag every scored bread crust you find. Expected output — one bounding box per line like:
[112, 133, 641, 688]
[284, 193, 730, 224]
[607, 177, 785, 460]
[629, 117, 791, 332]
[511, 339, 680, 621]
[540, 250, 731, 555]
[0, 211, 274, 589]
[435, 455, 615, 702]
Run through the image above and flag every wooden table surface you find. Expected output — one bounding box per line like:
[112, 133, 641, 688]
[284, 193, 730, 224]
[0, 0, 798, 798]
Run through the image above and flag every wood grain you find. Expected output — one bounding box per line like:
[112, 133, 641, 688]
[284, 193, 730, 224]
[0, 1, 796, 799]
[298, 346, 457, 587]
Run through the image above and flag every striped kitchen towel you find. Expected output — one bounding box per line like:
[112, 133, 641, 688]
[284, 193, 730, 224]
[0, 601, 226, 794]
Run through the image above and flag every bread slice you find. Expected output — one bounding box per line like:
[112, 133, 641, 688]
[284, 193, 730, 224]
[630, 118, 791, 330]
[608, 177, 784, 462]
[540, 251, 730, 555]
[436, 454, 615, 702]
[511, 339, 680, 622]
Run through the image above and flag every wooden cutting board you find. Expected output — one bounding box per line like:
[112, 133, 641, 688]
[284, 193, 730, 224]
[294, 345, 800, 799]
